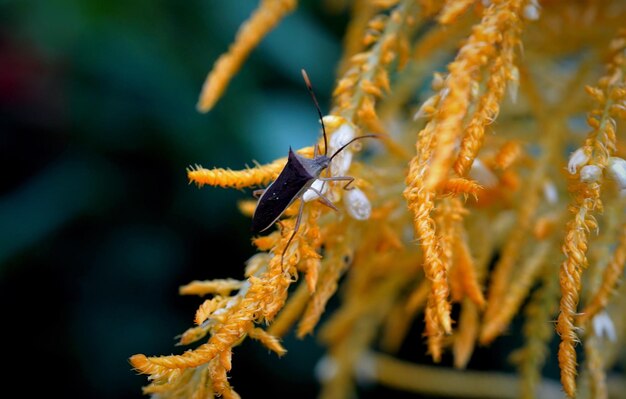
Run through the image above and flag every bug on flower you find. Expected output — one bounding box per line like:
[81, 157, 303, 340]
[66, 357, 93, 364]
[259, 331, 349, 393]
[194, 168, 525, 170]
[251, 69, 377, 263]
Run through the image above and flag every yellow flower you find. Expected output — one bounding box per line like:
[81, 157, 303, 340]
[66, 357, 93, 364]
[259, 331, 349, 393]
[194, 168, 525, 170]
[132, 2, 626, 398]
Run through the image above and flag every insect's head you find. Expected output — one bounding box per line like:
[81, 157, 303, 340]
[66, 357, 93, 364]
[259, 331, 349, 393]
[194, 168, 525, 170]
[301, 69, 382, 168]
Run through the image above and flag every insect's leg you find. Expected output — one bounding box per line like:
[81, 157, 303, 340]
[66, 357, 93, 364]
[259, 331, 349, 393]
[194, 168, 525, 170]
[318, 176, 355, 190]
[316, 172, 326, 197]
[314, 144, 319, 157]
[281, 199, 305, 269]
[253, 189, 266, 199]
[307, 186, 339, 212]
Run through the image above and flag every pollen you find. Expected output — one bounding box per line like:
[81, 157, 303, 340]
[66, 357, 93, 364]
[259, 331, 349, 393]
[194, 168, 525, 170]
[344, 188, 372, 220]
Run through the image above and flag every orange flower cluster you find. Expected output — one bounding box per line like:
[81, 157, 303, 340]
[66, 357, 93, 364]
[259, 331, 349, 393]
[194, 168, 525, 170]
[132, 2, 626, 398]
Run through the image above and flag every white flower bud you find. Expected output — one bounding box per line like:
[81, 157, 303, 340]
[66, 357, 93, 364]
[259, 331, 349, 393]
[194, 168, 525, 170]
[328, 123, 356, 177]
[315, 356, 338, 382]
[344, 188, 372, 220]
[543, 180, 558, 204]
[592, 311, 616, 342]
[354, 352, 377, 385]
[580, 164, 602, 183]
[303, 179, 327, 202]
[469, 158, 498, 188]
[523, 0, 540, 21]
[567, 148, 589, 174]
[607, 157, 626, 189]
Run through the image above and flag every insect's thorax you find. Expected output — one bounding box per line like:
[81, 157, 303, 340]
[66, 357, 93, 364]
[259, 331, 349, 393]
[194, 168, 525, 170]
[292, 150, 330, 177]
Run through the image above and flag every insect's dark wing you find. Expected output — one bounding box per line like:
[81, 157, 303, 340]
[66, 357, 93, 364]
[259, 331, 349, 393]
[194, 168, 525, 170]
[251, 151, 313, 234]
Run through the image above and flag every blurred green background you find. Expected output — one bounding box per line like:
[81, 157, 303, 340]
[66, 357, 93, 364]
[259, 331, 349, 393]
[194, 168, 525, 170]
[0, 0, 345, 397]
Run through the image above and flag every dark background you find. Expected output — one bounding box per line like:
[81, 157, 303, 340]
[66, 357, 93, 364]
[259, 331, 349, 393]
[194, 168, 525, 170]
[0, 1, 344, 397]
[0, 1, 560, 398]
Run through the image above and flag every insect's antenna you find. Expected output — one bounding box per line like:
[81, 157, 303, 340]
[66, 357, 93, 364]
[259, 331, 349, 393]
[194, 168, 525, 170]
[329, 134, 381, 163]
[301, 69, 328, 156]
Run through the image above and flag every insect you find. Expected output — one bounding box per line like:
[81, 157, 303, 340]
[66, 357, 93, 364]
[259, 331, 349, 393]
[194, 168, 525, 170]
[251, 69, 377, 264]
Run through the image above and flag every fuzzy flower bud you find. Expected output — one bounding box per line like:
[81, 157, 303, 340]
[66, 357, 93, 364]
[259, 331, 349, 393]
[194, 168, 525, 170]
[344, 188, 372, 221]
[523, 0, 540, 21]
[314, 356, 338, 382]
[469, 159, 498, 188]
[354, 352, 377, 385]
[580, 165, 603, 183]
[303, 179, 327, 202]
[568, 148, 590, 174]
[592, 311, 616, 342]
[607, 157, 626, 189]
[328, 122, 356, 177]
[543, 180, 559, 204]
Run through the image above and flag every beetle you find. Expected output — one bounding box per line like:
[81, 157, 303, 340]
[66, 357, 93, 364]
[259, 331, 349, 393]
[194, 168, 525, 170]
[251, 69, 377, 264]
